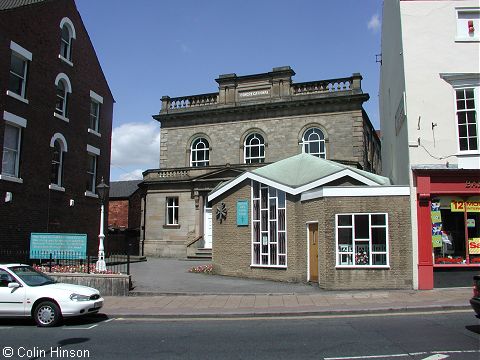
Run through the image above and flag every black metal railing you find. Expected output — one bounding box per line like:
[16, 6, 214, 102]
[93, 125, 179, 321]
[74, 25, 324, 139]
[0, 249, 131, 275]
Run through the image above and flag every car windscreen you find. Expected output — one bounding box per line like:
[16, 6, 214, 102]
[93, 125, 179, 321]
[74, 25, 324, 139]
[9, 266, 56, 287]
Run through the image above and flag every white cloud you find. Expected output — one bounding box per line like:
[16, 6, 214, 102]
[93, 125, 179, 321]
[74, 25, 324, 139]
[367, 14, 381, 32]
[111, 122, 160, 169]
[118, 169, 144, 181]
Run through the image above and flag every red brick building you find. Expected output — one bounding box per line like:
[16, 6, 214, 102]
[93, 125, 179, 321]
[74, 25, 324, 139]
[0, 0, 114, 253]
[108, 181, 143, 254]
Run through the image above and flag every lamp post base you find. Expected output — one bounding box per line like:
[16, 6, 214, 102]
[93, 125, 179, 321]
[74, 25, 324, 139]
[96, 260, 106, 272]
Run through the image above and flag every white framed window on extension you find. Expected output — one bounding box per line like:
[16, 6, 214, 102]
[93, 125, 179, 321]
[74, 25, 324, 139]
[251, 181, 287, 268]
[7, 41, 32, 104]
[336, 213, 389, 268]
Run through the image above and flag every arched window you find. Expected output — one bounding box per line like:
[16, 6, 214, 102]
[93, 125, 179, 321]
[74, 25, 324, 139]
[190, 138, 209, 167]
[302, 128, 326, 158]
[59, 17, 76, 62]
[54, 74, 72, 119]
[50, 135, 67, 188]
[244, 133, 265, 164]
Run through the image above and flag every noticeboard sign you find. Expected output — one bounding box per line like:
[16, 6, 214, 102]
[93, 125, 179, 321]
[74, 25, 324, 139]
[30, 233, 87, 259]
[236, 200, 249, 226]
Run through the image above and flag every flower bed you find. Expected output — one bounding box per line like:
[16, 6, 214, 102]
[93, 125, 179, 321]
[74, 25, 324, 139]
[33, 264, 119, 274]
[188, 264, 214, 274]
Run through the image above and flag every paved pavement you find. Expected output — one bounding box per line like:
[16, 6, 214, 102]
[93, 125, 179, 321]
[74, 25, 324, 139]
[101, 258, 474, 318]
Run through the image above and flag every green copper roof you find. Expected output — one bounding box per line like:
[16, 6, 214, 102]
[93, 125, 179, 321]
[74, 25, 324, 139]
[251, 153, 390, 188]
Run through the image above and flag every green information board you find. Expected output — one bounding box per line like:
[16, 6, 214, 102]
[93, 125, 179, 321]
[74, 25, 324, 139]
[30, 233, 87, 259]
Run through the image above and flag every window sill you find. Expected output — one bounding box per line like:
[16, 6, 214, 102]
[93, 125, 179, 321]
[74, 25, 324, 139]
[0, 174, 23, 184]
[54, 112, 69, 123]
[335, 265, 390, 269]
[88, 128, 101, 137]
[6, 91, 29, 104]
[434, 264, 480, 268]
[455, 37, 479, 43]
[456, 150, 480, 156]
[49, 184, 65, 192]
[85, 191, 98, 199]
[250, 264, 287, 269]
[58, 54, 74, 67]
[163, 224, 180, 229]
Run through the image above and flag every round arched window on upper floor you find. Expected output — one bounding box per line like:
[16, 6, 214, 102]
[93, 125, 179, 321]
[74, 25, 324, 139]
[244, 133, 265, 164]
[190, 137, 210, 167]
[301, 128, 326, 158]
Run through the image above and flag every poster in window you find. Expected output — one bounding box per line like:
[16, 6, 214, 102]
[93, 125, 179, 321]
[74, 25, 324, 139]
[431, 200, 443, 248]
[469, 238, 480, 254]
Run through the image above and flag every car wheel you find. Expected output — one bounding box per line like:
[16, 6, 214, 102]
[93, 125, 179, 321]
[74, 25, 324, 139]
[34, 301, 62, 327]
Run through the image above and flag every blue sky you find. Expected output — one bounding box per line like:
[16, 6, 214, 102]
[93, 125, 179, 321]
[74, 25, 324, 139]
[76, 0, 383, 181]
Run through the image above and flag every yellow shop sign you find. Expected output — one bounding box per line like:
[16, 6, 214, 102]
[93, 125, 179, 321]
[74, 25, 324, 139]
[451, 200, 480, 213]
[469, 238, 480, 255]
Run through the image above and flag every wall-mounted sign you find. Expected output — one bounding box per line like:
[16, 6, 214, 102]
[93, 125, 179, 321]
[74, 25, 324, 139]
[451, 200, 480, 213]
[30, 233, 87, 259]
[236, 200, 249, 226]
[239, 89, 270, 100]
[467, 218, 476, 228]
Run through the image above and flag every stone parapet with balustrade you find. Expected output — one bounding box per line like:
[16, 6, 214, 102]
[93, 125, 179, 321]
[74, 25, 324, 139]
[159, 68, 363, 114]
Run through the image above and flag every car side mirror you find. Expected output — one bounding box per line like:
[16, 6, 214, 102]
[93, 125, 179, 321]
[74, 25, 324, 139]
[7, 282, 20, 289]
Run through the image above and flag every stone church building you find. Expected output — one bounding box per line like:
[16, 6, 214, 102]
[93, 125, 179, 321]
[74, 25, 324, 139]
[141, 66, 381, 259]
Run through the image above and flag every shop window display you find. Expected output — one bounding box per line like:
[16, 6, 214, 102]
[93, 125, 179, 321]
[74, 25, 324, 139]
[431, 197, 480, 265]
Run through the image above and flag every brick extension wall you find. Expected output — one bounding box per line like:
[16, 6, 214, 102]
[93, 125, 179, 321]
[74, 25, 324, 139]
[212, 181, 412, 289]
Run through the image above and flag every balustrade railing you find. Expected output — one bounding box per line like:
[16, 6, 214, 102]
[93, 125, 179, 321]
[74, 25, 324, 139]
[160, 74, 361, 111]
[155, 169, 190, 178]
[166, 92, 219, 110]
[292, 77, 353, 95]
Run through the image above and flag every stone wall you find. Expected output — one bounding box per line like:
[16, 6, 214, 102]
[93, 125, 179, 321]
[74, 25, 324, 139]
[49, 273, 131, 296]
[143, 188, 197, 258]
[161, 111, 366, 169]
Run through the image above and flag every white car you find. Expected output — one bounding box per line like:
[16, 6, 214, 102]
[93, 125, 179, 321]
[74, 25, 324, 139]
[0, 264, 103, 327]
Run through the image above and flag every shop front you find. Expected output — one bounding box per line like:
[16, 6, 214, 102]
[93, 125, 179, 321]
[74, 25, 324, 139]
[415, 169, 480, 289]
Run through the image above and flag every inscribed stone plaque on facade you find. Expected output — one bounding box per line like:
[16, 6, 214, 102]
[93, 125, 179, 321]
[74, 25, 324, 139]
[236, 200, 248, 226]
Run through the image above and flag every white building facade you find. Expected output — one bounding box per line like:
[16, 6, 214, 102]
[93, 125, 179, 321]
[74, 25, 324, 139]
[380, 0, 480, 289]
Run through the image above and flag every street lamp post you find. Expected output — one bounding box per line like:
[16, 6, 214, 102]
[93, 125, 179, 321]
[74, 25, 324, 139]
[96, 177, 109, 272]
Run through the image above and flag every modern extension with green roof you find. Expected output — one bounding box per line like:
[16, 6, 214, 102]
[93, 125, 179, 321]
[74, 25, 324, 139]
[208, 153, 412, 290]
